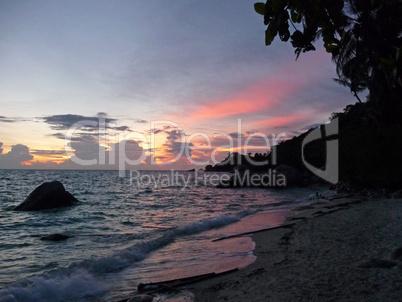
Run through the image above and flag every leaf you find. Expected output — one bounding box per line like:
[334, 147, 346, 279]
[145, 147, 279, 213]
[254, 3, 266, 15]
[324, 44, 338, 53]
[290, 10, 299, 23]
[295, 48, 302, 60]
[290, 30, 304, 46]
[278, 20, 290, 42]
[271, 0, 287, 14]
[304, 43, 316, 52]
[324, 37, 340, 53]
[265, 28, 274, 45]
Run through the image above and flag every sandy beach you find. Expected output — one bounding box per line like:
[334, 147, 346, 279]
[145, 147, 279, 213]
[186, 196, 402, 301]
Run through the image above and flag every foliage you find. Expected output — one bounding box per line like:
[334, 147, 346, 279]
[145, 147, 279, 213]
[254, 0, 402, 114]
[208, 102, 402, 188]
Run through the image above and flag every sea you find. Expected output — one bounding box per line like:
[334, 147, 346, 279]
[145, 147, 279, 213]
[0, 169, 328, 302]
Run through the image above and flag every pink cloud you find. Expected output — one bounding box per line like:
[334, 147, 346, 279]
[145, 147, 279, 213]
[257, 114, 305, 127]
[191, 75, 308, 120]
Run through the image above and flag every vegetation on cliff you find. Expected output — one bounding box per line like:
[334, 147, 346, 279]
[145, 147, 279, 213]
[206, 101, 402, 189]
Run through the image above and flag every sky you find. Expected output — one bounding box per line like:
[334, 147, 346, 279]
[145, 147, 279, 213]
[0, 0, 355, 170]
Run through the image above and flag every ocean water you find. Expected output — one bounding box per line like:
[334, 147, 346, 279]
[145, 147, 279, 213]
[0, 170, 326, 302]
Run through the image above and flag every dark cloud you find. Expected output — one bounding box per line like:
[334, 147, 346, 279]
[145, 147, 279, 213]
[6, 144, 32, 161]
[151, 129, 164, 135]
[42, 114, 117, 131]
[69, 136, 103, 161]
[246, 129, 260, 135]
[51, 132, 110, 144]
[66, 133, 100, 144]
[163, 142, 193, 155]
[228, 132, 246, 139]
[162, 129, 192, 156]
[40, 114, 148, 167]
[0, 142, 3, 154]
[146, 126, 178, 135]
[60, 136, 146, 169]
[165, 129, 184, 142]
[0, 144, 33, 168]
[43, 114, 134, 147]
[50, 132, 69, 140]
[0, 116, 25, 123]
[115, 126, 131, 131]
[110, 140, 145, 162]
[0, 116, 16, 123]
[135, 119, 147, 124]
[31, 150, 66, 155]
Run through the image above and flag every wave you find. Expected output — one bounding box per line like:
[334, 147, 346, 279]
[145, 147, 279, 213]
[0, 269, 108, 302]
[0, 214, 240, 302]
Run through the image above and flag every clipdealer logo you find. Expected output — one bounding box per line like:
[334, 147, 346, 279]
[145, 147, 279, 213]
[302, 117, 339, 184]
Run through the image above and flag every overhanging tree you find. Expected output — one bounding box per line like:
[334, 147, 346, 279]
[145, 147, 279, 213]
[255, 0, 402, 119]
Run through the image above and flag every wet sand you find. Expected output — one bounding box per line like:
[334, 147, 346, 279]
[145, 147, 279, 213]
[187, 197, 402, 301]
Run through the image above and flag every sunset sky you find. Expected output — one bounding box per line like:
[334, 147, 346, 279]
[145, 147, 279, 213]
[0, 0, 355, 170]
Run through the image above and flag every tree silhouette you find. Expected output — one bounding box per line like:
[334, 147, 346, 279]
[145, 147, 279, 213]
[255, 0, 402, 118]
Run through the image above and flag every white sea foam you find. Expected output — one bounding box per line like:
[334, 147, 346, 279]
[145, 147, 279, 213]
[0, 214, 241, 302]
[0, 269, 108, 302]
[84, 214, 241, 274]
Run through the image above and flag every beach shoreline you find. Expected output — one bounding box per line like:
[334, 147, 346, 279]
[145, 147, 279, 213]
[184, 196, 402, 301]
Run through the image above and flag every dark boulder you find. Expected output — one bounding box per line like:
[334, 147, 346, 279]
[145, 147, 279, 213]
[40, 234, 72, 241]
[358, 258, 397, 269]
[14, 181, 79, 211]
[391, 247, 402, 261]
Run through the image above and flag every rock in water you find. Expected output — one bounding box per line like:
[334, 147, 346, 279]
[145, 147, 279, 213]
[357, 258, 397, 269]
[14, 181, 79, 211]
[390, 247, 402, 260]
[40, 234, 72, 241]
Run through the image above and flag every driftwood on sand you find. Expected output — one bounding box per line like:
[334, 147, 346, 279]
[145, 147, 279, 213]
[137, 268, 239, 293]
[116, 268, 239, 302]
